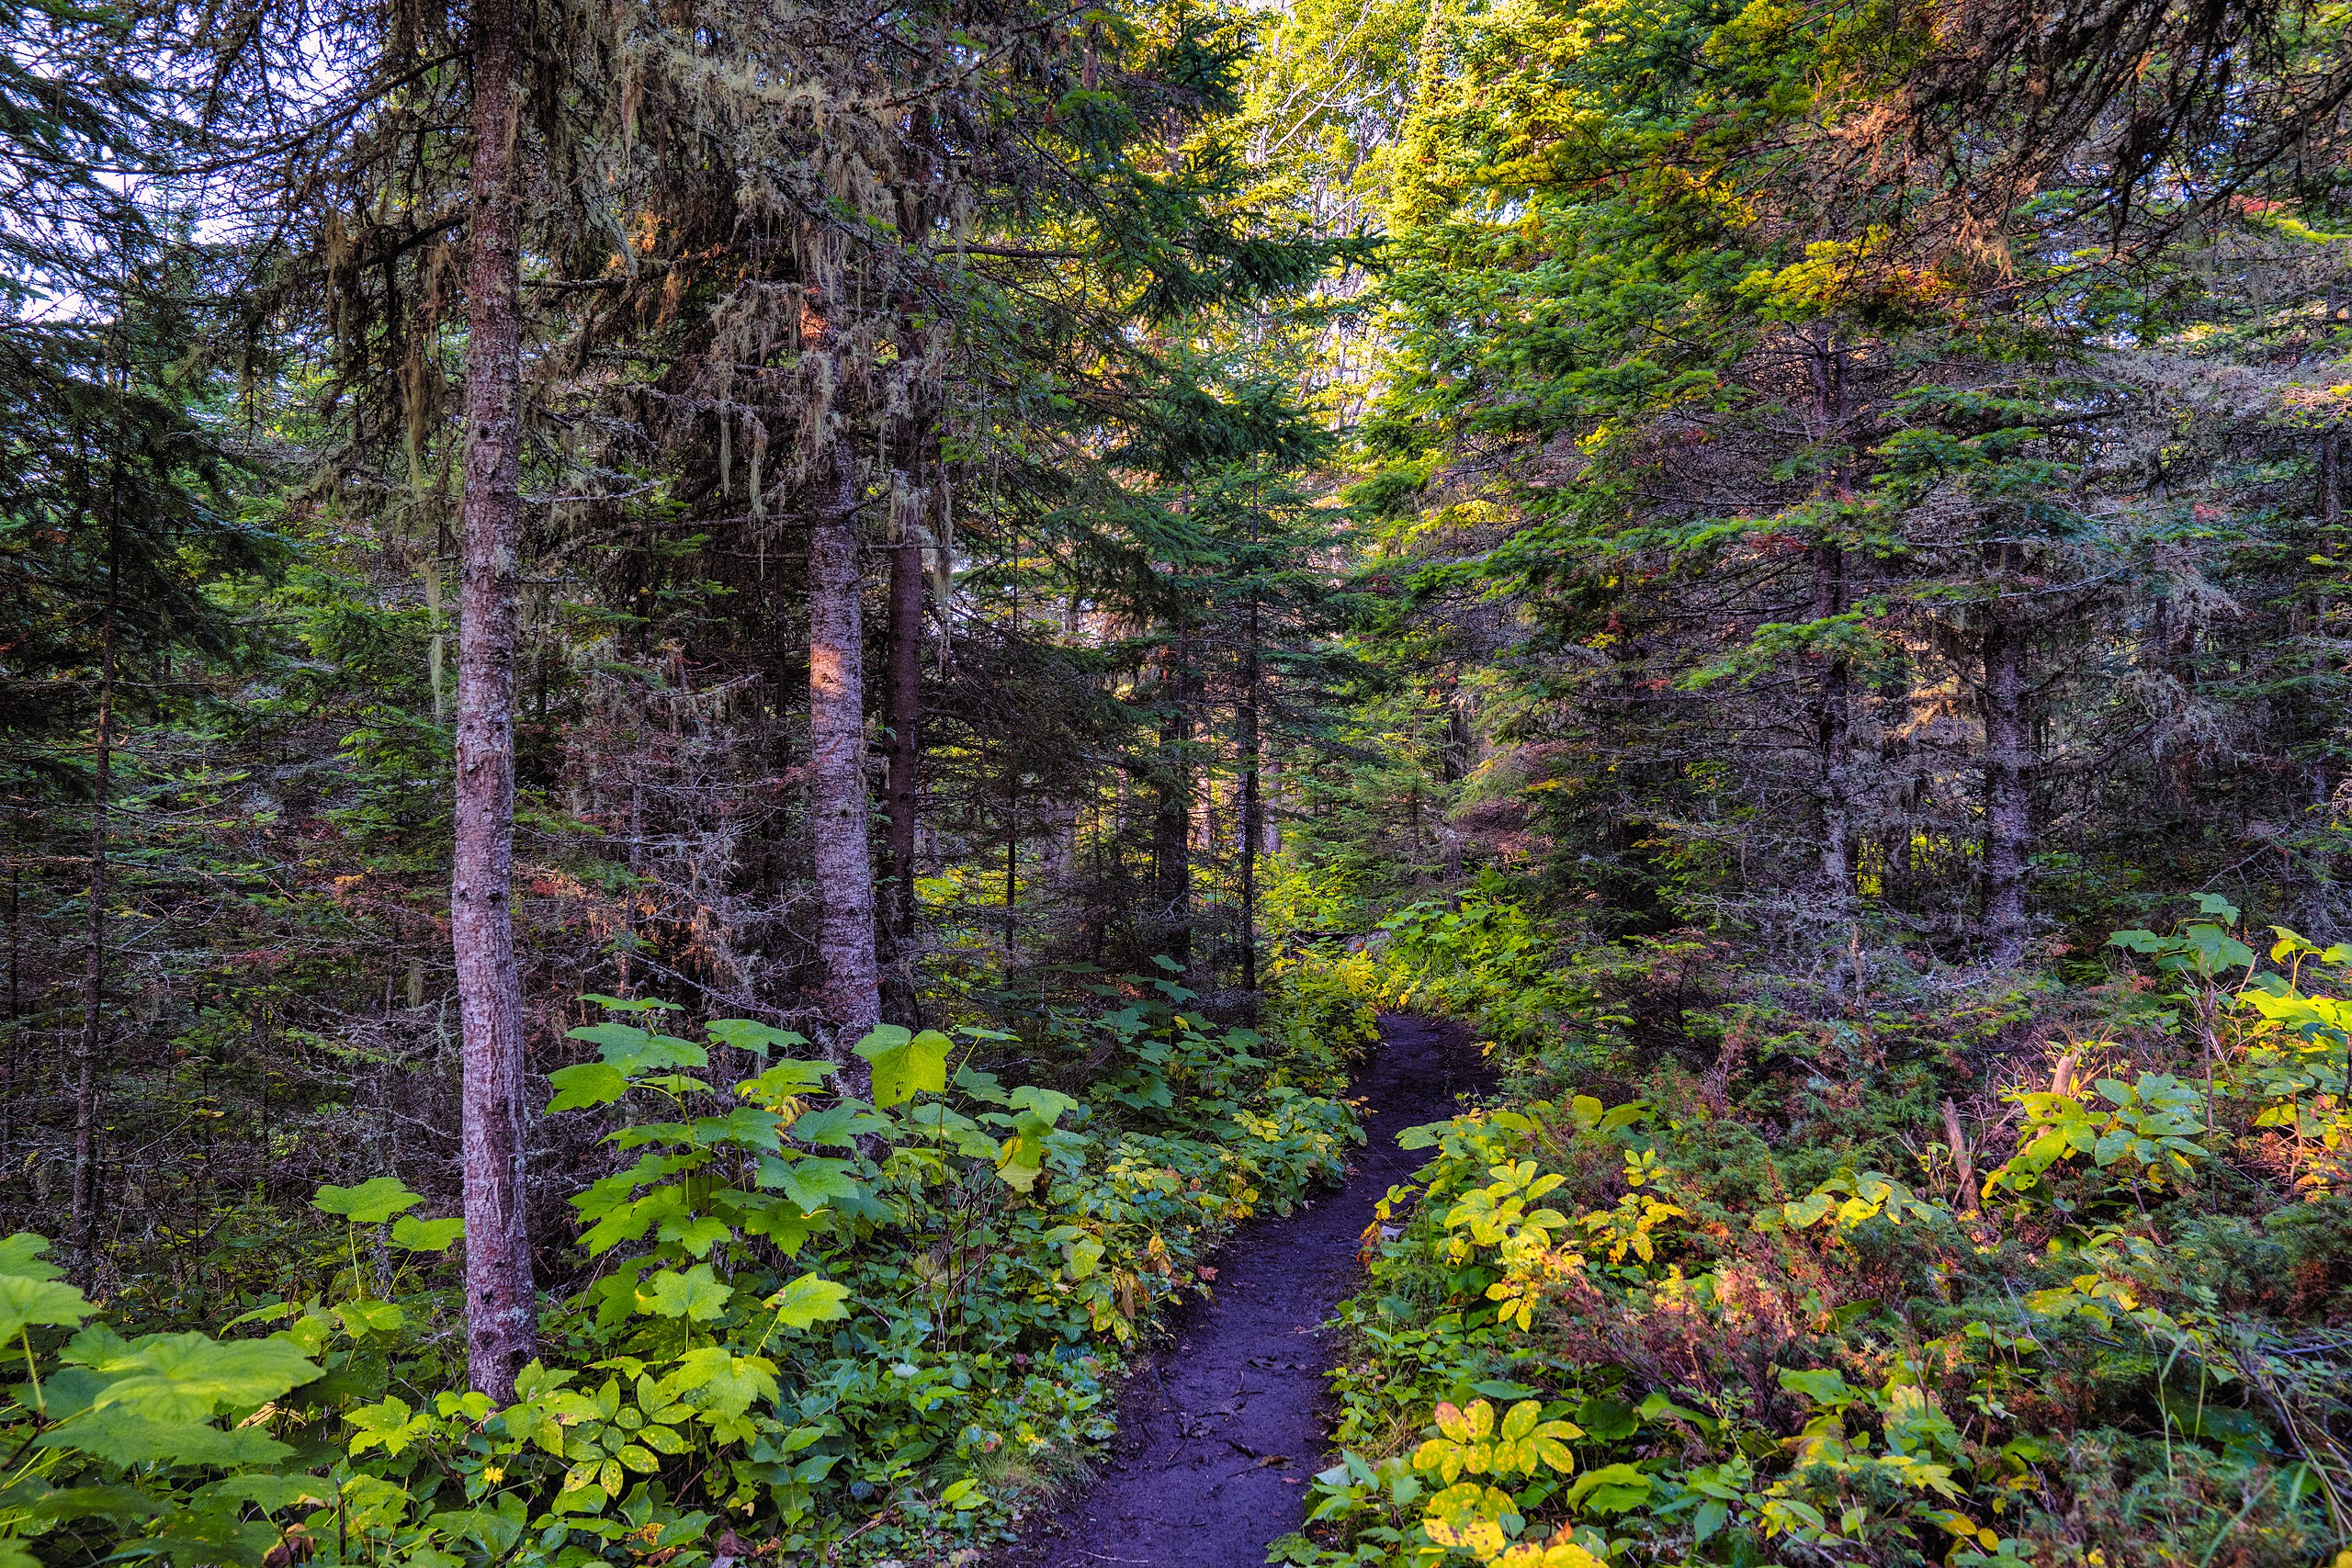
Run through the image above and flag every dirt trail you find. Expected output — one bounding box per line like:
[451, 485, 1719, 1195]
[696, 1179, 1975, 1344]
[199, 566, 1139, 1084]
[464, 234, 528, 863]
[1002, 1013, 1485, 1568]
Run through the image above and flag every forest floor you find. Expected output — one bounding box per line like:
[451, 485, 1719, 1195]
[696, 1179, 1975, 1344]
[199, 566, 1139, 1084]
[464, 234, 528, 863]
[1001, 1013, 1487, 1568]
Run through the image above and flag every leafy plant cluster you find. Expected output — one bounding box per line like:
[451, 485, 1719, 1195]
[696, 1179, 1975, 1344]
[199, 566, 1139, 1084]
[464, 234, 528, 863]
[1273, 893, 2352, 1568]
[0, 967, 1374, 1566]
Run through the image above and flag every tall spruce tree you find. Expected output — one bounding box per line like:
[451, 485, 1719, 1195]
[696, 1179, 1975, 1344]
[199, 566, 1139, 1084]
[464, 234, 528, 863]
[173, 0, 1360, 1383]
[1346, 0, 2352, 962]
[0, 0, 276, 1281]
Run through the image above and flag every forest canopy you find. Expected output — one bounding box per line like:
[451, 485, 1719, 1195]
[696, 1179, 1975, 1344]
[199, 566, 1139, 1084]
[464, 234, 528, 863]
[1, 0, 2350, 1558]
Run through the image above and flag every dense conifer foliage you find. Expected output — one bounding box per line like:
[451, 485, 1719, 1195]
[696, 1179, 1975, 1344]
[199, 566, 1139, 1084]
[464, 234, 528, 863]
[0, 0, 2348, 1555]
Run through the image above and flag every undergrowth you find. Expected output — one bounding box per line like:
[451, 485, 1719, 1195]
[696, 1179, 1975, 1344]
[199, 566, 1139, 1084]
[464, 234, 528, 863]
[1274, 879, 2352, 1568]
[0, 968, 1377, 1566]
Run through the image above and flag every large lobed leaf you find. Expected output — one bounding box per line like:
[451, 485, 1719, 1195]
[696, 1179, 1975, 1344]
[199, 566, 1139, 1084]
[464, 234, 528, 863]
[852, 1024, 952, 1108]
[64, 1327, 320, 1423]
[311, 1178, 424, 1224]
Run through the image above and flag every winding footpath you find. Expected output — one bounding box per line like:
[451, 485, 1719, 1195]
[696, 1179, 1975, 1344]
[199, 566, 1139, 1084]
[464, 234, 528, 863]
[1004, 1013, 1486, 1568]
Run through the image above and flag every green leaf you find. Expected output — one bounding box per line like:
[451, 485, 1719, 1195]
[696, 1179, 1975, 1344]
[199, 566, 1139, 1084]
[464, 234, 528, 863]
[644, 1266, 732, 1322]
[334, 1299, 404, 1336]
[692, 1106, 786, 1152]
[2193, 893, 2242, 924]
[1777, 1367, 1855, 1407]
[547, 1063, 630, 1113]
[1566, 1462, 1654, 1514]
[854, 1025, 952, 1107]
[69, 1331, 321, 1421]
[706, 1019, 808, 1055]
[566, 1020, 644, 1053]
[790, 1103, 892, 1147]
[1574, 1395, 1637, 1441]
[765, 1156, 864, 1215]
[2182, 924, 2256, 975]
[433, 1495, 529, 1555]
[1598, 1102, 1650, 1134]
[735, 1197, 819, 1256]
[576, 1191, 664, 1257]
[634, 1073, 713, 1097]
[345, 1396, 433, 1457]
[667, 1347, 778, 1419]
[1061, 1234, 1105, 1280]
[390, 1214, 465, 1253]
[657, 1213, 735, 1258]
[582, 993, 683, 1013]
[994, 1127, 1051, 1193]
[766, 1272, 852, 1330]
[741, 1060, 834, 1102]
[23, 1483, 164, 1523]
[0, 1273, 92, 1340]
[0, 1233, 64, 1281]
[40, 1407, 294, 1469]
[1007, 1084, 1080, 1125]
[311, 1178, 424, 1224]
[197, 1474, 334, 1512]
[903, 1100, 1004, 1159]
[569, 1021, 707, 1074]
[952, 1065, 1012, 1105]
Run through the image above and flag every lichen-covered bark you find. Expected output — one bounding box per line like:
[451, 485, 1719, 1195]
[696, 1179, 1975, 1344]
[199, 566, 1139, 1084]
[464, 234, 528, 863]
[452, 0, 536, 1404]
[1149, 637, 1193, 969]
[1982, 613, 2030, 969]
[809, 440, 881, 1066]
[879, 488, 925, 1023]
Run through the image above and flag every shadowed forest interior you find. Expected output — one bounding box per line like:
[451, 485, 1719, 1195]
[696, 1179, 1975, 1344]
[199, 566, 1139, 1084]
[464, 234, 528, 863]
[6, 0, 2352, 1559]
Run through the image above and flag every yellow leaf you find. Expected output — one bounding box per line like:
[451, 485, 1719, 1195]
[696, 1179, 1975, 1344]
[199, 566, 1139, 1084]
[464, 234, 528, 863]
[1498, 1544, 1606, 1568]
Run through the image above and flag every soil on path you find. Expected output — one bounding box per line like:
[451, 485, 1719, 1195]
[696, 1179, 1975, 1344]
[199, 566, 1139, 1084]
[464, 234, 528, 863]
[1001, 1013, 1487, 1568]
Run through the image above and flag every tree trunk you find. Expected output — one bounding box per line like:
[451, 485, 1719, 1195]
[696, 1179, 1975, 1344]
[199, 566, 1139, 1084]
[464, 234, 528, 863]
[1812, 541, 1853, 906]
[879, 479, 925, 1023]
[452, 0, 537, 1404]
[1806, 338, 1856, 917]
[6, 808, 22, 1169]
[808, 438, 881, 1068]
[1149, 636, 1193, 969]
[1238, 596, 1261, 995]
[1048, 800, 1080, 882]
[1002, 771, 1018, 965]
[2322, 427, 2342, 527]
[1261, 755, 1281, 856]
[1982, 613, 2030, 968]
[1050, 589, 1088, 884]
[69, 516, 117, 1284]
